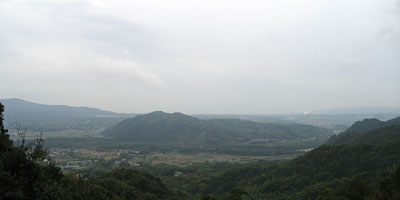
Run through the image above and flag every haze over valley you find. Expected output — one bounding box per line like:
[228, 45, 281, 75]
[1, 0, 400, 199]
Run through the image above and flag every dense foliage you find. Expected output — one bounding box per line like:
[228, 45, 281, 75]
[89, 169, 185, 200]
[0, 103, 69, 199]
[2, 101, 400, 200]
[143, 117, 400, 199]
[0, 103, 182, 200]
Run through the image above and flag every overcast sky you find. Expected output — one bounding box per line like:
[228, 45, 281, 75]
[0, 0, 399, 114]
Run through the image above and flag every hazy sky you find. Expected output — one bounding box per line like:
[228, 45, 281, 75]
[0, 0, 399, 114]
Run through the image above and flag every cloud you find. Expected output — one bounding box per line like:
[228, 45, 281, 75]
[77, 55, 169, 88]
[0, 0, 167, 88]
[0, 0, 399, 113]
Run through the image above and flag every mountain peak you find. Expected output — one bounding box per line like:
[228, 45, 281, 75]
[139, 111, 197, 120]
[328, 115, 400, 144]
[346, 118, 389, 133]
[147, 111, 168, 115]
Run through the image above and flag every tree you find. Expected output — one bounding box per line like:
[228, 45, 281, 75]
[223, 188, 250, 200]
[0, 103, 12, 151]
[0, 103, 95, 199]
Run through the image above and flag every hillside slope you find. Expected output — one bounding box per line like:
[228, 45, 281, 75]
[0, 98, 134, 131]
[327, 116, 400, 144]
[101, 111, 329, 145]
[0, 102, 185, 200]
[165, 116, 400, 199]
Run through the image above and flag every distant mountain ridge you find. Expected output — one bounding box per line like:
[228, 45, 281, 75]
[1, 98, 123, 117]
[0, 98, 135, 131]
[101, 111, 329, 145]
[311, 107, 400, 115]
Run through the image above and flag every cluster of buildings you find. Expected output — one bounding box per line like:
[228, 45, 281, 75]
[49, 149, 79, 159]
[61, 160, 97, 170]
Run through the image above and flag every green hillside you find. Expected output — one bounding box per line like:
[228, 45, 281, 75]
[152, 116, 400, 199]
[102, 111, 329, 146]
[89, 169, 184, 200]
[0, 103, 184, 200]
[2, 100, 400, 200]
[345, 116, 400, 132]
[327, 116, 400, 144]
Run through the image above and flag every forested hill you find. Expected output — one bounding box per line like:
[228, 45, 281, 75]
[101, 111, 329, 145]
[327, 116, 400, 144]
[0, 103, 184, 200]
[344, 116, 400, 133]
[0, 98, 134, 131]
[175, 116, 400, 199]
